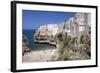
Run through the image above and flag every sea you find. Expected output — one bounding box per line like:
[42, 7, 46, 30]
[23, 29, 56, 51]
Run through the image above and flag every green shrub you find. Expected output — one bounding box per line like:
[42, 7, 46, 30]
[57, 32, 91, 61]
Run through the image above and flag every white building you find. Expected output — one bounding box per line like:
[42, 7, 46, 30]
[64, 13, 91, 38]
[47, 24, 59, 36]
[37, 24, 59, 37]
[74, 13, 91, 36]
[58, 22, 64, 33]
[64, 17, 76, 37]
[38, 25, 47, 31]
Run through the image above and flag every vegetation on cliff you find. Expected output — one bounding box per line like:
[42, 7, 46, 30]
[56, 32, 91, 61]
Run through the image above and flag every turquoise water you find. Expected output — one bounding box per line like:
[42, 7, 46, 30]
[23, 29, 56, 51]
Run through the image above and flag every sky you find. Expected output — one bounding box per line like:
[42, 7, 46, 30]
[22, 10, 76, 30]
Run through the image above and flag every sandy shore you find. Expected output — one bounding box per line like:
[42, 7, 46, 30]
[22, 49, 59, 63]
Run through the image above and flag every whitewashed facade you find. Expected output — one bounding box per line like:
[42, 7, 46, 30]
[64, 13, 91, 38]
[37, 24, 59, 36]
[47, 24, 59, 36]
[74, 13, 91, 37]
[36, 13, 91, 39]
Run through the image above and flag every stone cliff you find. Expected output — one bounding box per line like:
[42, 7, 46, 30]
[22, 35, 31, 55]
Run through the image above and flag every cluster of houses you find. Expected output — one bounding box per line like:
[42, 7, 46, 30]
[65, 13, 91, 38]
[36, 24, 59, 37]
[34, 12, 91, 44]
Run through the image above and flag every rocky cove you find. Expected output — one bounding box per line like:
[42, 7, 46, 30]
[22, 30, 59, 62]
[22, 38, 59, 62]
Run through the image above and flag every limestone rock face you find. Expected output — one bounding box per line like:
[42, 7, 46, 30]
[22, 35, 31, 55]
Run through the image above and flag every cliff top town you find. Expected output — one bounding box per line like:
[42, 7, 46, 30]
[34, 12, 91, 45]
[22, 12, 91, 62]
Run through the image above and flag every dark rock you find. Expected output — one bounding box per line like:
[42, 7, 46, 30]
[22, 35, 31, 56]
